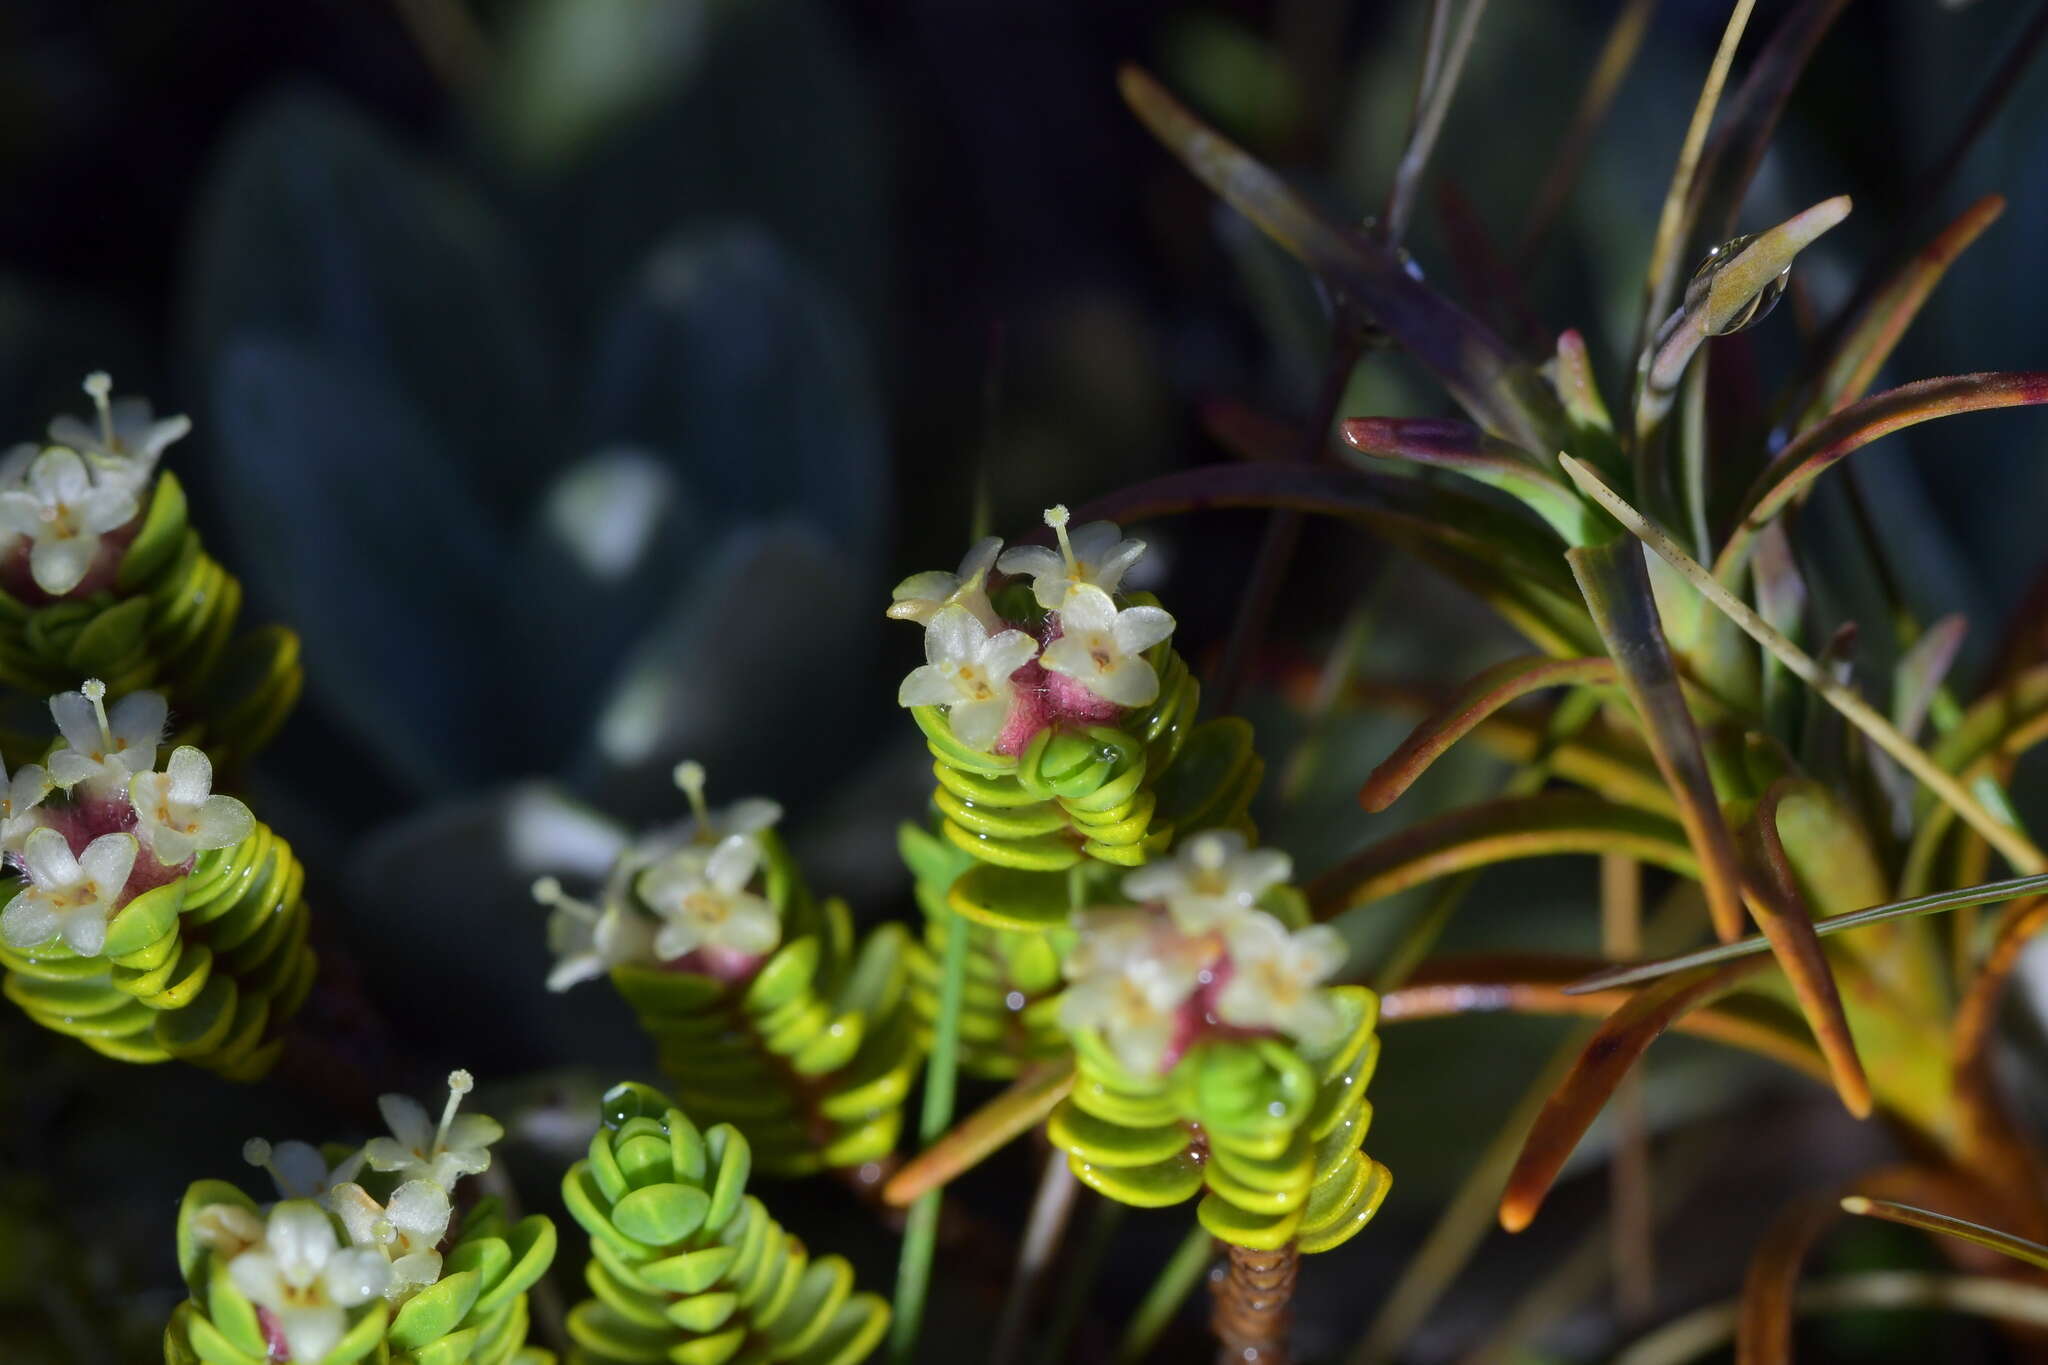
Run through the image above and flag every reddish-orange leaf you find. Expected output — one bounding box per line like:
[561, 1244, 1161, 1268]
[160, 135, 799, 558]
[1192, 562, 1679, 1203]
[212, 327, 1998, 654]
[1360, 655, 1617, 812]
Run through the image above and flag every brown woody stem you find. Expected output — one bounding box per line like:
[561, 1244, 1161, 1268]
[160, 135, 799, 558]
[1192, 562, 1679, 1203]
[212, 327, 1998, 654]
[1210, 1241, 1299, 1365]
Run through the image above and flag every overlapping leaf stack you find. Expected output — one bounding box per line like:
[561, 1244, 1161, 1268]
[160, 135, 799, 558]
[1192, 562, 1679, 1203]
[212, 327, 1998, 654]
[0, 472, 300, 770]
[898, 821, 1066, 1080]
[163, 1179, 556, 1365]
[0, 811, 315, 1079]
[1046, 874, 1391, 1254]
[609, 830, 923, 1178]
[560, 1083, 891, 1365]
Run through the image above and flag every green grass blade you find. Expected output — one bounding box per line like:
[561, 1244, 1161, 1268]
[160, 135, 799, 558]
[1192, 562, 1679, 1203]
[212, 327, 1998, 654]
[1840, 1198, 2048, 1272]
[1116, 1222, 1215, 1363]
[1563, 872, 2048, 994]
[890, 902, 973, 1362]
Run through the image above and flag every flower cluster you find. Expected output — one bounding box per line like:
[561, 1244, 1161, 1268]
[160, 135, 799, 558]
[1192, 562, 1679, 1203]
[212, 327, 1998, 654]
[193, 1071, 503, 1362]
[0, 372, 184, 597]
[1059, 831, 1348, 1076]
[0, 679, 251, 958]
[892, 506, 1174, 753]
[535, 760, 785, 990]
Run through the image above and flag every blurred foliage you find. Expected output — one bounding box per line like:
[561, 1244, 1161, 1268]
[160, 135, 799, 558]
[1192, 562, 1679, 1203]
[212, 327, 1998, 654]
[4, 0, 2048, 1362]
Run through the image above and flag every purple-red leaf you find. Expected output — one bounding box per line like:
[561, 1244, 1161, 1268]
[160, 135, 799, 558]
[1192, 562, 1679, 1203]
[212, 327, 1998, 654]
[1118, 65, 1567, 455]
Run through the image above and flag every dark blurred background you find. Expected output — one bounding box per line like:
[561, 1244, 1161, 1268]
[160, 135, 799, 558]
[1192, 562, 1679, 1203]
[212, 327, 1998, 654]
[4, 0, 2048, 1360]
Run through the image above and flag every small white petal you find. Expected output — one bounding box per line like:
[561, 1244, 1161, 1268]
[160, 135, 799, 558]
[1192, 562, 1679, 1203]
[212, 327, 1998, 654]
[29, 536, 95, 596]
[946, 696, 1009, 750]
[166, 745, 212, 804]
[194, 795, 255, 850]
[374, 1094, 433, 1154]
[77, 832, 137, 892]
[57, 905, 107, 956]
[898, 664, 961, 709]
[34, 448, 89, 502]
[705, 834, 760, 894]
[1054, 584, 1118, 634]
[48, 693, 100, 753]
[1112, 604, 1176, 656]
[20, 828, 80, 888]
[110, 690, 168, 752]
[0, 894, 59, 949]
[275, 1305, 348, 1364]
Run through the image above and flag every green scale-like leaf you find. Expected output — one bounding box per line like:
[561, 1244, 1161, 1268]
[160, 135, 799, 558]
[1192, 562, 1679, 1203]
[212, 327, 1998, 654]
[1048, 986, 1391, 1254]
[163, 1183, 554, 1365]
[0, 813, 318, 1080]
[562, 1085, 891, 1365]
[0, 472, 301, 770]
[608, 832, 923, 1178]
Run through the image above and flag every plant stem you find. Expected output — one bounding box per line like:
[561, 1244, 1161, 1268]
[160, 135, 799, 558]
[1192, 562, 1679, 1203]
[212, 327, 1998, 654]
[1210, 1242, 1299, 1365]
[1119, 1223, 1218, 1362]
[990, 1151, 1082, 1365]
[890, 903, 972, 1362]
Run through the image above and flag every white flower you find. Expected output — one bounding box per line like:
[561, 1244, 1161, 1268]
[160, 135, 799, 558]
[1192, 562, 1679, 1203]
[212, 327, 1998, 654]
[191, 1203, 267, 1261]
[532, 875, 657, 991]
[1058, 925, 1201, 1078]
[637, 834, 781, 961]
[0, 753, 51, 854]
[128, 745, 254, 865]
[1037, 585, 1174, 708]
[997, 506, 1148, 610]
[243, 1137, 366, 1203]
[669, 760, 781, 846]
[330, 1179, 452, 1301]
[1123, 831, 1292, 935]
[47, 680, 164, 795]
[896, 605, 1039, 750]
[1214, 913, 1349, 1050]
[0, 828, 137, 956]
[362, 1071, 502, 1188]
[0, 446, 139, 595]
[46, 371, 189, 495]
[226, 1201, 390, 1364]
[888, 535, 1004, 631]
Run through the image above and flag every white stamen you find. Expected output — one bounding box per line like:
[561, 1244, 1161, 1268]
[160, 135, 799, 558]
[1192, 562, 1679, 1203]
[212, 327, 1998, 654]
[83, 372, 115, 450]
[436, 1071, 473, 1151]
[673, 760, 713, 841]
[79, 678, 112, 751]
[1044, 504, 1076, 573]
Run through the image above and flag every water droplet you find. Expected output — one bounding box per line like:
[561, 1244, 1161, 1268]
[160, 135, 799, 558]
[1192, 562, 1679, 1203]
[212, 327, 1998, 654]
[1004, 990, 1027, 1011]
[1684, 233, 1791, 336]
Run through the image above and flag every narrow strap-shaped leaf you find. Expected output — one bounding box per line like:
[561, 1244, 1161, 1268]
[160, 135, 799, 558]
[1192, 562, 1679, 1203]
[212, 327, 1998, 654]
[1384, 0, 1492, 243]
[1360, 655, 1617, 811]
[1498, 962, 1759, 1232]
[1563, 872, 2048, 994]
[1637, 197, 1852, 442]
[1892, 614, 1967, 739]
[1718, 372, 2048, 581]
[1743, 782, 1871, 1117]
[1687, 0, 1854, 242]
[1562, 453, 2048, 875]
[1309, 791, 1699, 917]
[1798, 194, 2005, 426]
[1118, 65, 1567, 454]
[1633, 0, 1759, 398]
[1841, 1198, 2048, 1271]
[881, 1060, 1075, 1208]
[1739, 1169, 1991, 1365]
[1071, 461, 1575, 595]
[1569, 537, 1749, 941]
[1381, 955, 1830, 1081]
[1341, 417, 1596, 543]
